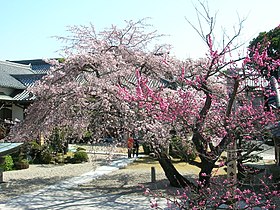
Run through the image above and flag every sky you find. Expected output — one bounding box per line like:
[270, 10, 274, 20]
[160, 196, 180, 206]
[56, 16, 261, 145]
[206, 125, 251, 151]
[1, 0, 280, 61]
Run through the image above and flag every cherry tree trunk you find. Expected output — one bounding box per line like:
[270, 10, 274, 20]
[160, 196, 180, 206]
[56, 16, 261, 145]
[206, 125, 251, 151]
[198, 155, 216, 187]
[157, 152, 194, 188]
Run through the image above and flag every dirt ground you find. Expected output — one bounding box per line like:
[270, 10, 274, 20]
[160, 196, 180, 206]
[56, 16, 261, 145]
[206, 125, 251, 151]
[77, 155, 227, 198]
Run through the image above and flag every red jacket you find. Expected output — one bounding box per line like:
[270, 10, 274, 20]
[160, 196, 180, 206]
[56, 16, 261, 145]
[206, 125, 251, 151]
[127, 137, 134, 148]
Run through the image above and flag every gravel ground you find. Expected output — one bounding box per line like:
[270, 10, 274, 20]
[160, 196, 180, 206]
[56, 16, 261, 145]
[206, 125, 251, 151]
[79, 160, 170, 194]
[1, 144, 278, 209]
[76, 157, 198, 199]
[0, 150, 180, 205]
[0, 144, 219, 209]
[0, 153, 112, 202]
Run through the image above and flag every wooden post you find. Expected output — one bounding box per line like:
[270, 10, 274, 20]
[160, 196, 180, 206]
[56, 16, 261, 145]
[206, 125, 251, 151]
[151, 166, 156, 183]
[227, 141, 237, 208]
[227, 141, 237, 182]
[0, 168, 3, 183]
[0, 156, 4, 183]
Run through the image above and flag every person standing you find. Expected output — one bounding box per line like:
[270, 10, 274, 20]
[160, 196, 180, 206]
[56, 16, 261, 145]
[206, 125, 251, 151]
[127, 136, 134, 158]
[133, 138, 139, 157]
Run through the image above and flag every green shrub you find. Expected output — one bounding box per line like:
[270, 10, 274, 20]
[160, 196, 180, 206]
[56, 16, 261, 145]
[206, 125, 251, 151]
[30, 141, 42, 150]
[82, 131, 92, 142]
[49, 127, 68, 154]
[0, 155, 14, 171]
[28, 141, 43, 163]
[142, 142, 153, 155]
[76, 147, 86, 151]
[39, 149, 53, 164]
[14, 159, 29, 170]
[73, 151, 89, 163]
[54, 153, 65, 164]
[169, 136, 197, 161]
[64, 156, 72, 164]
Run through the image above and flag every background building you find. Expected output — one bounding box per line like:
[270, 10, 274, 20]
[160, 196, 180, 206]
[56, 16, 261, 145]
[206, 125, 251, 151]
[0, 59, 51, 139]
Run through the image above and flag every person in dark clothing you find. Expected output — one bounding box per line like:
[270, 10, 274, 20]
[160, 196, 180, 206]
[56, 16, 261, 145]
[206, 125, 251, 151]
[133, 138, 139, 157]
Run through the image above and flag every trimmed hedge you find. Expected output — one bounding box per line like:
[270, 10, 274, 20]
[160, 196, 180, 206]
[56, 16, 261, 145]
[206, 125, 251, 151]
[73, 151, 89, 163]
[14, 159, 29, 170]
[0, 155, 14, 171]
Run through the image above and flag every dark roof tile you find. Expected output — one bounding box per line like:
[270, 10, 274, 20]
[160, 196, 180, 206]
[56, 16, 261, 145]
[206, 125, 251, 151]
[0, 60, 50, 102]
[0, 61, 34, 89]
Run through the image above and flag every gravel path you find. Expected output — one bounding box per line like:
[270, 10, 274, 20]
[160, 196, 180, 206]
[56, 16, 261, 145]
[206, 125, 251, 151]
[0, 153, 113, 202]
[0, 147, 196, 209]
[0, 154, 170, 210]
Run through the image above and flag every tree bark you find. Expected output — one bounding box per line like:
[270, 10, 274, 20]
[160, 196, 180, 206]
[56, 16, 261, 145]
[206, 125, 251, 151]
[157, 152, 195, 188]
[198, 155, 216, 187]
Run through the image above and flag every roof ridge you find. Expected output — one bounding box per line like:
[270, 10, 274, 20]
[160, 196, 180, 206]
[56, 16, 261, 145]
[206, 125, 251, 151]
[0, 60, 31, 70]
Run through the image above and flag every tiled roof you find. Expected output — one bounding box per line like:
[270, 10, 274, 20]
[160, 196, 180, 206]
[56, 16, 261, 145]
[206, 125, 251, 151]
[77, 72, 164, 89]
[13, 90, 35, 101]
[0, 73, 25, 89]
[0, 60, 49, 102]
[31, 64, 51, 74]
[10, 59, 52, 74]
[12, 74, 45, 87]
[0, 61, 34, 89]
[121, 74, 164, 89]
